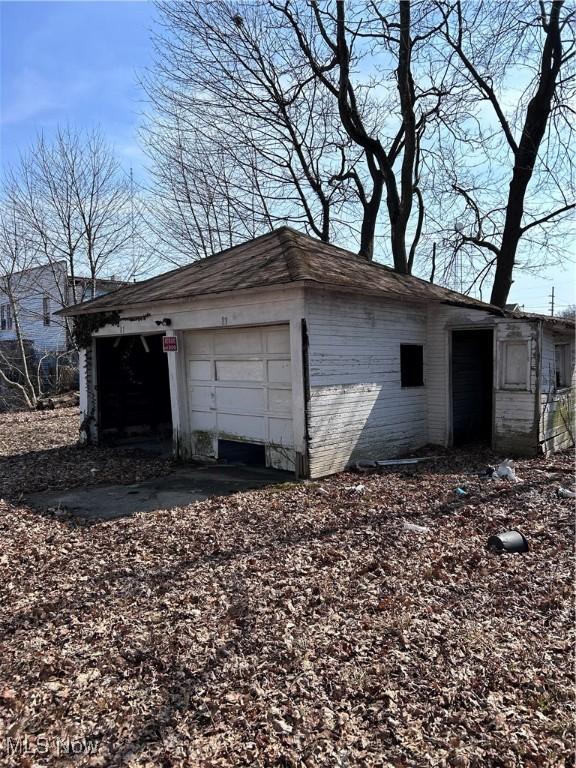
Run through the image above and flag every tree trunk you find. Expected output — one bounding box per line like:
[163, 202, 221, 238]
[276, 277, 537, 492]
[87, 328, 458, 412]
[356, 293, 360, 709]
[490, 0, 563, 306]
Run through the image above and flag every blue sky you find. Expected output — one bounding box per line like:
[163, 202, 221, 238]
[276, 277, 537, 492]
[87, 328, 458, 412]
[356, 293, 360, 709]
[0, 0, 573, 312]
[0, 0, 154, 178]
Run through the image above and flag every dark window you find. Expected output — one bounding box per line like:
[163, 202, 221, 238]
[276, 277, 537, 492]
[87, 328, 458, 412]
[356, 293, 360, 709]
[555, 343, 570, 388]
[401, 344, 424, 387]
[0, 305, 5, 330]
[43, 296, 51, 326]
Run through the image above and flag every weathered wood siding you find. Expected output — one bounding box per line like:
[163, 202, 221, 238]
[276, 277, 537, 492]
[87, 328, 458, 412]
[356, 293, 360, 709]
[426, 305, 495, 447]
[539, 326, 575, 454]
[493, 319, 539, 455]
[306, 291, 427, 477]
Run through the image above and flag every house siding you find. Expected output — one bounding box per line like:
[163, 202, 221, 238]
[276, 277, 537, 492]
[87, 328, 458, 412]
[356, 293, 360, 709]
[0, 263, 68, 353]
[305, 290, 428, 477]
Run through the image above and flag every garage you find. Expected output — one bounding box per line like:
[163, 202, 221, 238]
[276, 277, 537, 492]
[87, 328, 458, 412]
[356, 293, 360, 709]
[184, 325, 295, 470]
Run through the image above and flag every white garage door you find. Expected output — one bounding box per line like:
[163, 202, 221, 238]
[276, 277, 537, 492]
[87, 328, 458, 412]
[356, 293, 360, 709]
[184, 325, 294, 470]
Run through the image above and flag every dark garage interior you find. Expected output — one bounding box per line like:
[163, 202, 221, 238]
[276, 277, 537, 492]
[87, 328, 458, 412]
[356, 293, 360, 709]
[451, 329, 494, 445]
[96, 334, 172, 442]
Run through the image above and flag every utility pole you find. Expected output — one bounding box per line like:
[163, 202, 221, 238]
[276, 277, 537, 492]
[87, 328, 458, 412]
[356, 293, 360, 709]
[549, 286, 555, 316]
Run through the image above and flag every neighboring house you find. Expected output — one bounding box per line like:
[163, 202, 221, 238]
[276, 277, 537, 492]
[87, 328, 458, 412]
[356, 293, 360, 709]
[0, 261, 124, 357]
[61, 228, 575, 477]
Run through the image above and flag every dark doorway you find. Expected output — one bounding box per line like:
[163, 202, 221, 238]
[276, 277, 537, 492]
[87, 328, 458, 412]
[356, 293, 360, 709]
[218, 439, 266, 466]
[96, 334, 172, 442]
[451, 329, 493, 445]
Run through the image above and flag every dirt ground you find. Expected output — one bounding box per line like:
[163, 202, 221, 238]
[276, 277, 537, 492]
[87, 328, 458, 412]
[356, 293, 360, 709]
[0, 407, 574, 767]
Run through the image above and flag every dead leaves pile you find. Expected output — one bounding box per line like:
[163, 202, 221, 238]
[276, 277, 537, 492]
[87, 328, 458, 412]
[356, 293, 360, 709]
[0, 407, 170, 500]
[0, 408, 574, 767]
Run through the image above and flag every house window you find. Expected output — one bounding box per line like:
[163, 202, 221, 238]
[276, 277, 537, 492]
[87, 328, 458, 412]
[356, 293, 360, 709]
[1, 303, 12, 331]
[500, 340, 529, 390]
[43, 295, 51, 326]
[401, 344, 424, 387]
[555, 344, 571, 388]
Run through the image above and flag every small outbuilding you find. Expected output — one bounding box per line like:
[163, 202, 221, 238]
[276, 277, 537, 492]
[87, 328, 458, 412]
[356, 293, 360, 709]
[62, 228, 575, 477]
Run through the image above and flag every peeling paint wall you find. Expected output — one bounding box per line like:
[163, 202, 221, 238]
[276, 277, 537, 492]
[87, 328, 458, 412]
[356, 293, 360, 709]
[305, 290, 428, 477]
[539, 325, 575, 454]
[493, 320, 540, 455]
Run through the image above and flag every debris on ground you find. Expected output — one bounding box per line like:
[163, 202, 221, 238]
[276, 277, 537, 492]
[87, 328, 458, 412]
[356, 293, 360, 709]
[487, 529, 530, 553]
[344, 483, 366, 494]
[0, 407, 574, 766]
[497, 458, 521, 482]
[557, 486, 576, 499]
[402, 521, 430, 533]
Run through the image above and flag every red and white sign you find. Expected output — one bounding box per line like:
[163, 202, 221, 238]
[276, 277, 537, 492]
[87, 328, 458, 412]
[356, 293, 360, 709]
[163, 335, 178, 352]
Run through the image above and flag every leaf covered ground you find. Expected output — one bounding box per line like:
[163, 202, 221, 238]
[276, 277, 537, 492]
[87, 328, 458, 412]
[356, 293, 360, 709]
[0, 407, 574, 767]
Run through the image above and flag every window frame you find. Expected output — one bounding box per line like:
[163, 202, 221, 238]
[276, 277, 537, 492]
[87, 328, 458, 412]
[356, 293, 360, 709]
[554, 343, 571, 390]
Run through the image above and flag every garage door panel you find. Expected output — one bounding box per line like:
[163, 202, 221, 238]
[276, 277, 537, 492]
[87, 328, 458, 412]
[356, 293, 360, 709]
[268, 359, 291, 383]
[185, 326, 294, 463]
[216, 386, 264, 412]
[186, 335, 212, 356]
[216, 359, 264, 382]
[268, 388, 292, 412]
[189, 385, 213, 409]
[189, 410, 216, 431]
[188, 360, 212, 380]
[269, 417, 293, 445]
[214, 329, 263, 354]
[266, 328, 290, 354]
[218, 412, 266, 441]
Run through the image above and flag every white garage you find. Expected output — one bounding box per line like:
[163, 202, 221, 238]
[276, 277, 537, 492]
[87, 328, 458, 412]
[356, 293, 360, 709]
[184, 325, 295, 470]
[65, 227, 574, 480]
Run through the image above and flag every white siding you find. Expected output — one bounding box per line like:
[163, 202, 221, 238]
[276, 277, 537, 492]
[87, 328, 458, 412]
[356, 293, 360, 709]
[0, 262, 68, 353]
[492, 319, 539, 454]
[306, 291, 427, 478]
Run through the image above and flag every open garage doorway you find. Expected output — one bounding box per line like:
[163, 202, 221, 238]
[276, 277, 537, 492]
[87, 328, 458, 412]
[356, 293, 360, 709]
[96, 334, 172, 447]
[451, 329, 494, 446]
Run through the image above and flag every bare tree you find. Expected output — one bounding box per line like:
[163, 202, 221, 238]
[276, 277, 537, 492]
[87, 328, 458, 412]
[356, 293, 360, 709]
[146, 0, 574, 299]
[559, 304, 576, 321]
[8, 127, 141, 307]
[430, 0, 575, 305]
[145, 1, 457, 271]
[144, 0, 374, 263]
[0, 201, 43, 408]
[274, 0, 430, 266]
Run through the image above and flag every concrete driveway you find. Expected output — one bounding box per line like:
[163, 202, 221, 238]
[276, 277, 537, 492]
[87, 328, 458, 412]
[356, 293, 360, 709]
[26, 464, 293, 521]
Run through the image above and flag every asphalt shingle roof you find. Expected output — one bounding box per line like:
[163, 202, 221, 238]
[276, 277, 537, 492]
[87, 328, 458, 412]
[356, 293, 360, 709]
[61, 227, 504, 316]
